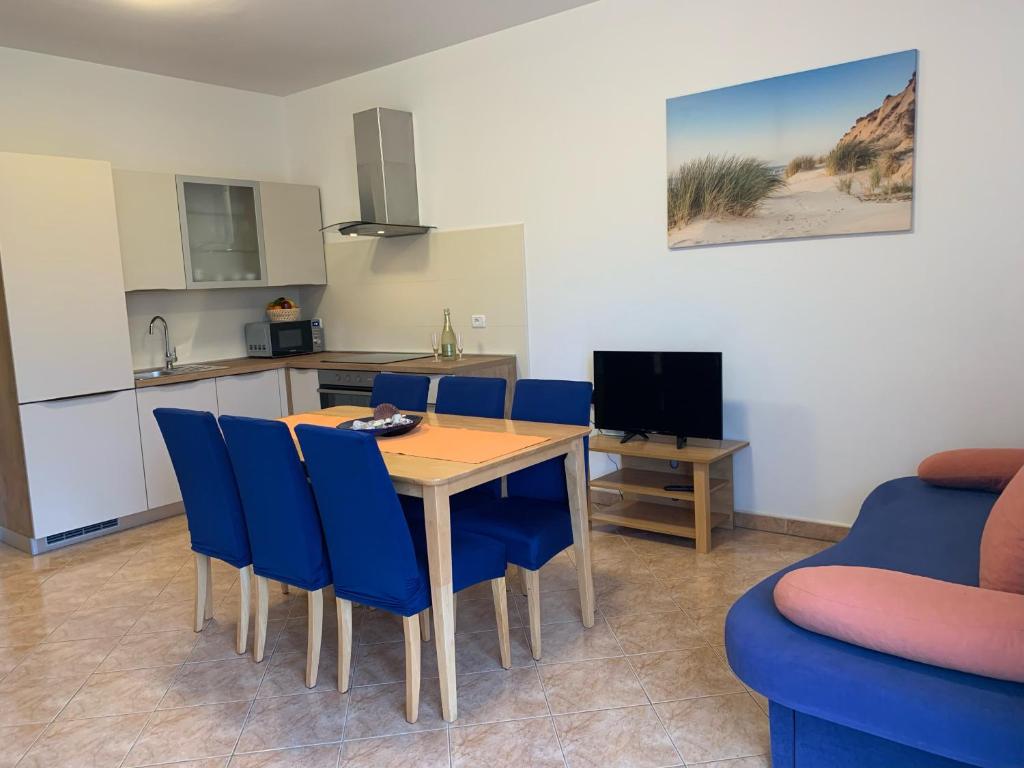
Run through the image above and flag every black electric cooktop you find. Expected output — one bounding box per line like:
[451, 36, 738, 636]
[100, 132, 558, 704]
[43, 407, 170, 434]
[321, 352, 432, 364]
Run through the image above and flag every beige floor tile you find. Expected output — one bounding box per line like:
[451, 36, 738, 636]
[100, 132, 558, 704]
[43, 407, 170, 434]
[454, 667, 549, 725]
[156, 575, 235, 607]
[256, 650, 339, 699]
[236, 691, 347, 752]
[0, 589, 84, 618]
[343, 681, 445, 740]
[45, 604, 143, 642]
[337, 729, 449, 768]
[5, 636, 119, 683]
[112, 555, 187, 583]
[80, 579, 168, 610]
[685, 604, 731, 646]
[0, 723, 45, 767]
[188, 620, 283, 664]
[147, 758, 229, 768]
[124, 701, 251, 766]
[535, 616, 622, 665]
[0, 644, 33, 677]
[353, 608, 405, 646]
[655, 693, 769, 764]
[0, 674, 84, 725]
[747, 688, 769, 716]
[629, 647, 744, 703]
[352, 638, 439, 687]
[60, 666, 178, 719]
[274, 617, 338, 657]
[160, 658, 267, 708]
[538, 554, 585, 592]
[554, 705, 681, 768]
[229, 744, 341, 767]
[452, 627, 535, 674]
[605, 610, 705, 655]
[539, 657, 647, 714]
[19, 712, 148, 768]
[98, 630, 199, 672]
[456, 596, 523, 635]
[451, 716, 564, 768]
[0, 612, 68, 646]
[697, 756, 771, 768]
[661, 573, 742, 610]
[130, 600, 200, 635]
[513, 589, 584, 625]
[597, 581, 680, 617]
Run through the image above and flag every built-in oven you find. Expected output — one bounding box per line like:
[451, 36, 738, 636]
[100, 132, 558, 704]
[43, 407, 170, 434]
[317, 369, 377, 408]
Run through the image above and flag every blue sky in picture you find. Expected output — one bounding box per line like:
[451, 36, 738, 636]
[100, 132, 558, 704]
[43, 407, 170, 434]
[666, 50, 918, 170]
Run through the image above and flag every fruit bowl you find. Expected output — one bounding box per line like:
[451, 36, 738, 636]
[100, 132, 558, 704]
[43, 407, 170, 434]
[267, 307, 300, 322]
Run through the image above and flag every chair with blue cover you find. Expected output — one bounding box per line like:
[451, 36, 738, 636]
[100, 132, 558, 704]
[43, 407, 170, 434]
[370, 373, 430, 412]
[219, 415, 333, 687]
[153, 408, 253, 653]
[440, 378, 592, 660]
[296, 423, 511, 723]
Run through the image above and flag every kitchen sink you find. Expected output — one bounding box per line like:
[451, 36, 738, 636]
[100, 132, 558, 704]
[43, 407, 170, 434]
[134, 364, 228, 381]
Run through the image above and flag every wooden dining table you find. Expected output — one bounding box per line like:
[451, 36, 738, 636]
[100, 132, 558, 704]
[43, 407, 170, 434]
[293, 405, 595, 722]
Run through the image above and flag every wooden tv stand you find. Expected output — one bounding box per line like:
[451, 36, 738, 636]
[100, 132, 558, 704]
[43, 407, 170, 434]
[589, 434, 749, 554]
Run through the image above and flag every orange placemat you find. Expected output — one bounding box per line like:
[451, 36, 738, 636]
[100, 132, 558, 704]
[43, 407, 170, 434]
[279, 414, 549, 464]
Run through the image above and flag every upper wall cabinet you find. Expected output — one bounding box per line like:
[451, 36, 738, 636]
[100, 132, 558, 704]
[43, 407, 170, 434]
[0, 153, 135, 402]
[261, 182, 327, 287]
[113, 173, 326, 291]
[113, 170, 187, 291]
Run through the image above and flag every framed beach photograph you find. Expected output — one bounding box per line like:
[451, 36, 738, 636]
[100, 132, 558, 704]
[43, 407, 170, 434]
[666, 50, 917, 249]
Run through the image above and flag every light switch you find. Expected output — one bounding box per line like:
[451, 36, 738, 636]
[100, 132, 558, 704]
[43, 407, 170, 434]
[471, 314, 487, 328]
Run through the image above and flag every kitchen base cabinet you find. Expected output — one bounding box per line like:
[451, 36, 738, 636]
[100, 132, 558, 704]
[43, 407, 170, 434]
[216, 370, 284, 419]
[137, 379, 219, 510]
[19, 390, 147, 540]
[287, 368, 321, 414]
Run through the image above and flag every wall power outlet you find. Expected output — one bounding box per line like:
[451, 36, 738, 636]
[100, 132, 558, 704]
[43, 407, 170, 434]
[471, 314, 487, 328]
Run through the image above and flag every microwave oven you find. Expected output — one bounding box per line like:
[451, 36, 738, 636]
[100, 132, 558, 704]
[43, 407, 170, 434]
[244, 319, 325, 357]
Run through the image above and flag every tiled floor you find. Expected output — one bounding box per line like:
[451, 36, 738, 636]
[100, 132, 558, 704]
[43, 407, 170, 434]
[0, 512, 828, 767]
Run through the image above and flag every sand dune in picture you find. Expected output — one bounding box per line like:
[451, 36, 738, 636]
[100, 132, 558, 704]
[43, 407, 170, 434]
[668, 167, 912, 248]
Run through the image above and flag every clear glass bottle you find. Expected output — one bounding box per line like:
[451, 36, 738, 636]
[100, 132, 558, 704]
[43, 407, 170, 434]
[440, 308, 457, 359]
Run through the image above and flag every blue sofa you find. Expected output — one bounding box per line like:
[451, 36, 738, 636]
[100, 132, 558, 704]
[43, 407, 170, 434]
[725, 477, 1024, 768]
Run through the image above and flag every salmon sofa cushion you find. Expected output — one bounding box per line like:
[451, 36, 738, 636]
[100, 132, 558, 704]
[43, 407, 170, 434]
[774, 565, 1024, 683]
[980, 466, 1024, 594]
[918, 448, 1024, 492]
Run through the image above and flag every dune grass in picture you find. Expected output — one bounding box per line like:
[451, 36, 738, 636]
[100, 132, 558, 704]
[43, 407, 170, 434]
[666, 50, 917, 249]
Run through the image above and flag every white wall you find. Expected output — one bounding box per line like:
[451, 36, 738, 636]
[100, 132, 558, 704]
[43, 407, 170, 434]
[0, 46, 299, 365]
[284, 0, 1024, 525]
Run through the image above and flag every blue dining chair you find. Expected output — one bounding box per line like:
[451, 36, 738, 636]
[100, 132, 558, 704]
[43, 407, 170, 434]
[369, 373, 430, 412]
[153, 408, 253, 653]
[296, 423, 511, 723]
[439, 378, 592, 660]
[435, 375, 507, 509]
[219, 415, 333, 686]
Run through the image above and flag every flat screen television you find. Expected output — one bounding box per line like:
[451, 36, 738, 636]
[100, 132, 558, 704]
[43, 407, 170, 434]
[593, 351, 723, 446]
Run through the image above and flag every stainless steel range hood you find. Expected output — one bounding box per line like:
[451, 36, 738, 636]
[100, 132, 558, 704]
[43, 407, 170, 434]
[322, 108, 434, 238]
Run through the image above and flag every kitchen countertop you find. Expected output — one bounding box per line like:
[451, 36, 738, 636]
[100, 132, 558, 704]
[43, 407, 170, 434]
[133, 352, 517, 388]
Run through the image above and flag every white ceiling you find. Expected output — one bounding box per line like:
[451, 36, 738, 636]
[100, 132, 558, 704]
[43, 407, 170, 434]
[0, 0, 598, 95]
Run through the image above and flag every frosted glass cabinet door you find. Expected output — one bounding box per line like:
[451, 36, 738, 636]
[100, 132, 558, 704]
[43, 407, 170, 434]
[177, 175, 268, 289]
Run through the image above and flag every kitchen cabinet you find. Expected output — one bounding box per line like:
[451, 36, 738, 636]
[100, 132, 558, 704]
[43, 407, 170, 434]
[112, 170, 187, 291]
[215, 369, 284, 420]
[261, 182, 326, 286]
[137, 379, 219, 509]
[0, 153, 134, 402]
[20, 390, 147, 539]
[288, 368, 321, 414]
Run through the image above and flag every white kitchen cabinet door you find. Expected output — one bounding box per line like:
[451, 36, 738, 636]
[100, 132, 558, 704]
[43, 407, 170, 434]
[288, 368, 322, 414]
[137, 379, 219, 509]
[20, 390, 147, 539]
[260, 182, 326, 286]
[113, 170, 187, 291]
[0, 153, 134, 403]
[216, 370, 284, 420]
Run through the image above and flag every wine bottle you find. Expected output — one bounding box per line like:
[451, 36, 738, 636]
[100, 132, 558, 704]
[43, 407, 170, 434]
[440, 308, 457, 359]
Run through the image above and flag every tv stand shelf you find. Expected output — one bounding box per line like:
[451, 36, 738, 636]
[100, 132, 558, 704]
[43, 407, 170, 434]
[589, 434, 749, 553]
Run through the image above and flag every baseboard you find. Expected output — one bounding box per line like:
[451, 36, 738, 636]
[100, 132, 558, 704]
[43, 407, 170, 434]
[589, 487, 848, 543]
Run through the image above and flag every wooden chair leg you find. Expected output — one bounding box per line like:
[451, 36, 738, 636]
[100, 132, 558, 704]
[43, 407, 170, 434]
[337, 597, 352, 693]
[452, 592, 458, 634]
[402, 614, 420, 723]
[523, 568, 542, 660]
[306, 588, 323, 688]
[193, 553, 210, 633]
[204, 557, 215, 621]
[254, 575, 270, 662]
[419, 608, 431, 642]
[280, 582, 290, 595]
[491, 577, 512, 669]
[236, 565, 252, 655]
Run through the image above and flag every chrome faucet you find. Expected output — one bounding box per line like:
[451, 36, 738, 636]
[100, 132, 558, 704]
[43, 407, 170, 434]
[148, 316, 177, 370]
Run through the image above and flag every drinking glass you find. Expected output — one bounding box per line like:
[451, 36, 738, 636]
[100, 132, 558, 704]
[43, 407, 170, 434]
[431, 332, 440, 361]
[456, 331, 464, 360]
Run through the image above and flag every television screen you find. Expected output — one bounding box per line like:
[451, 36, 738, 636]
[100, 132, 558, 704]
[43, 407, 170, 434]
[593, 351, 723, 441]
